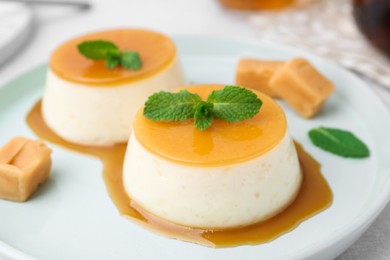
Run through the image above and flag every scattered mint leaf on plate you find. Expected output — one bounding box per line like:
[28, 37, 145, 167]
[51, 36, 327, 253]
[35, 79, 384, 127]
[77, 40, 142, 70]
[143, 86, 262, 131]
[308, 127, 370, 158]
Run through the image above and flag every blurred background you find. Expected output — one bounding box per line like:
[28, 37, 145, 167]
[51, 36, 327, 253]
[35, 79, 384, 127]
[1, 0, 389, 105]
[0, 0, 389, 259]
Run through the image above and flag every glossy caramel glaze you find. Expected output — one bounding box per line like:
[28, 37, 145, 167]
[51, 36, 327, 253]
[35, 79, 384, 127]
[218, 0, 294, 10]
[134, 85, 287, 166]
[50, 29, 176, 86]
[27, 101, 332, 247]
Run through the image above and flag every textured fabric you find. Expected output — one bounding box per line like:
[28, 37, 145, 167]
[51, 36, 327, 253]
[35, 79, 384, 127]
[338, 202, 390, 260]
[249, 0, 390, 90]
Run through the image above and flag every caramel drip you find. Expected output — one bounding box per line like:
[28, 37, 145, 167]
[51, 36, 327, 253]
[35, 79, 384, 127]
[26, 100, 332, 247]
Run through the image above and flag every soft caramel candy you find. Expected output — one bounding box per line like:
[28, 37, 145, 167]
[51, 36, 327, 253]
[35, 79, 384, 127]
[269, 58, 334, 118]
[236, 59, 284, 97]
[0, 137, 52, 202]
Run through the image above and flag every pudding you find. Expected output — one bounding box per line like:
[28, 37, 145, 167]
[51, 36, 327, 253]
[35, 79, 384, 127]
[42, 29, 186, 146]
[123, 85, 302, 229]
[27, 92, 332, 246]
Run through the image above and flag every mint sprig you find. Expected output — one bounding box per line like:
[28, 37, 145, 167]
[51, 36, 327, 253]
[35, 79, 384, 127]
[308, 127, 370, 158]
[144, 86, 262, 131]
[77, 40, 142, 70]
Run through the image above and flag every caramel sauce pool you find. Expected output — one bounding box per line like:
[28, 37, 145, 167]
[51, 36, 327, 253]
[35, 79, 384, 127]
[27, 101, 332, 247]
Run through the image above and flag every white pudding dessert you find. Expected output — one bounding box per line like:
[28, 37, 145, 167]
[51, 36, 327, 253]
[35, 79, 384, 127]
[123, 85, 302, 229]
[42, 29, 185, 146]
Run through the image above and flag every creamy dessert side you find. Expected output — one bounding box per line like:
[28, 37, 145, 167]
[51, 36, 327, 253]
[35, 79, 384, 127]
[123, 85, 302, 229]
[42, 29, 186, 146]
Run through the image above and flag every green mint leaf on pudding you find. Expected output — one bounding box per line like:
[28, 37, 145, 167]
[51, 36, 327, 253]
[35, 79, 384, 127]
[143, 86, 262, 131]
[308, 127, 370, 158]
[77, 40, 142, 70]
[207, 85, 262, 122]
[105, 55, 121, 69]
[78, 40, 119, 60]
[194, 101, 213, 131]
[144, 90, 202, 121]
[121, 51, 142, 70]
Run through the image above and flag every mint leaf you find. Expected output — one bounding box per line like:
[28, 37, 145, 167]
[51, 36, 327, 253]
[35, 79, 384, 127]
[121, 51, 142, 70]
[308, 127, 370, 158]
[77, 40, 119, 60]
[105, 55, 121, 69]
[78, 40, 142, 70]
[194, 101, 213, 131]
[144, 90, 202, 121]
[207, 85, 262, 122]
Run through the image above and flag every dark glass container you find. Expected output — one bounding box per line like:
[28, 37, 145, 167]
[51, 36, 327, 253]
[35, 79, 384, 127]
[353, 0, 390, 58]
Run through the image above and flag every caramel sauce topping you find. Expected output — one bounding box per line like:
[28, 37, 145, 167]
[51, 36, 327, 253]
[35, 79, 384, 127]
[50, 29, 176, 86]
[134, 85, 287, 166]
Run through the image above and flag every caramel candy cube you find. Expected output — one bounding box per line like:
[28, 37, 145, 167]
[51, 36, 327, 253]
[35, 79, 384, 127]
[269, 58, 335, 118]
[236, 59, 284, 98]
[0, 137, 52, 202]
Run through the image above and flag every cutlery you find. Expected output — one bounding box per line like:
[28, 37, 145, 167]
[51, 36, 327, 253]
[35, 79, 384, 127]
[0, 0, 90, 9]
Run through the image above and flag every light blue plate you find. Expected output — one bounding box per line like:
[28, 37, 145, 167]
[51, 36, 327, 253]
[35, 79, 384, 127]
[0, 37, 390, 260]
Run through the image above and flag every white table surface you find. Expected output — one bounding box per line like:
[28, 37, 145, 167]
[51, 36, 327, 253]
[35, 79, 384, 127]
[0, 0, 389, 259]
